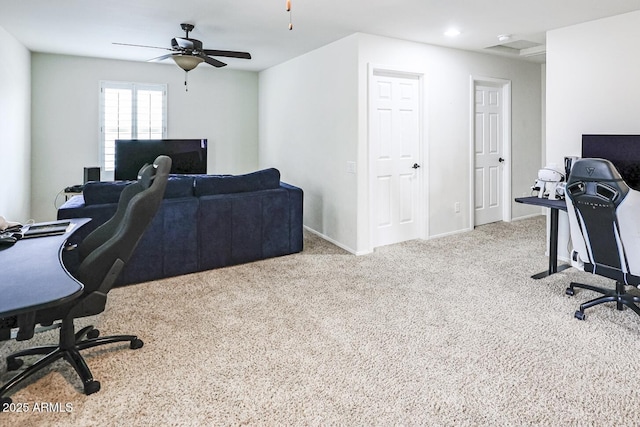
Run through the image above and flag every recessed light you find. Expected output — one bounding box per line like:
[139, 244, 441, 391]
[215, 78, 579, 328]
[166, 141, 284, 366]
[497, 34, 512, 42]
[444, 28, 461, 37]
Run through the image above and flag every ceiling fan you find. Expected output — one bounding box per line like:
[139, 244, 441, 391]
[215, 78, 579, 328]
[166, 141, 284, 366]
[114, 23, 252, 72]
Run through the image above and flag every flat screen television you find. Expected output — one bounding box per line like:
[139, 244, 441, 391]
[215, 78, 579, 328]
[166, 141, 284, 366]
[115, 139, 208, 180]
[582, 134, 640, 190]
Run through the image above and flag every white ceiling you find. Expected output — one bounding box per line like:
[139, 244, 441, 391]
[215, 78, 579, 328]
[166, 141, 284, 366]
[1, 0, 639, 71]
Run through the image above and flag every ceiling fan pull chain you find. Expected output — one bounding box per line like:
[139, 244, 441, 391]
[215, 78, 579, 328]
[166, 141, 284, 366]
[184, 71, 189, 92]
[286, 0, 293, 30]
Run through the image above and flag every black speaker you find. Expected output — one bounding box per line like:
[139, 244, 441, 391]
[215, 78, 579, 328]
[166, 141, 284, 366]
[84, 167, 100, 183]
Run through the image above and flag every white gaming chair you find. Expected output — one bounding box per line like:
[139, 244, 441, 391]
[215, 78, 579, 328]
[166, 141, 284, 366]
[565, 158, 640, 320]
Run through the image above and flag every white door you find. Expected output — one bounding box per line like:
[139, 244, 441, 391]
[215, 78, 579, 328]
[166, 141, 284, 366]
[370, 71, 421, 247]
[474, 84, 504, 226]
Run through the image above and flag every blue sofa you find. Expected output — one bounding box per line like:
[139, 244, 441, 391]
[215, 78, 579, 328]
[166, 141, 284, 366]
[57, 168, 303, 286]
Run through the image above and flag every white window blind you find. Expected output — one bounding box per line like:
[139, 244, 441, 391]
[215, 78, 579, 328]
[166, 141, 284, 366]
[99, 81, 167, 172]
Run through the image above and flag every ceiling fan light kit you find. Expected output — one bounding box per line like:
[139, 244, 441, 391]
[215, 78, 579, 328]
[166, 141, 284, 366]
[172, 54, 204, 71]
[114, 23, 252, 91]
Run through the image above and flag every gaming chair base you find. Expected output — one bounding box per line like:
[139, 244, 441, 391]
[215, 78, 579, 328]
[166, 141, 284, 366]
[566, 281, 640, 320]
[0, 318, 142, 408]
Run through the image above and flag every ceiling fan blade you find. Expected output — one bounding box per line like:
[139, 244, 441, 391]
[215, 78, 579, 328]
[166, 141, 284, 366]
[200, 54, 227, 68]
[147, 53, 174, 62]
[203, 49, 251, 59]
[113, 42, 171, 51]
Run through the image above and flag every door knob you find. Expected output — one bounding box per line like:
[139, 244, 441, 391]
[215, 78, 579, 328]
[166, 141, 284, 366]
[498, 157, 505, 163]
[412, 163, 421, 169]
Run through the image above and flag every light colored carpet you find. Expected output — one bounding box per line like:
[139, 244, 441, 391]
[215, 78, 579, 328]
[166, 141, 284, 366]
[2, 215, 640, 426]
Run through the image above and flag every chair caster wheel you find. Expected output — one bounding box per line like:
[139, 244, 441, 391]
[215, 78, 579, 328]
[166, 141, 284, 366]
[565, 287, 575, 296]
[87, 329, 100, 339]
[6, 358, 23, 371]
[130, 338, 143, 350]
[84, 380, 101, 395]
[1, 396, 12, 410]
[575, 310, 586, 320]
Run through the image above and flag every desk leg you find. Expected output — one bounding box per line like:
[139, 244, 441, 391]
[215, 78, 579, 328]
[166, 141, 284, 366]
[531, 207, 570, 279]
[549, 208, 559, 274]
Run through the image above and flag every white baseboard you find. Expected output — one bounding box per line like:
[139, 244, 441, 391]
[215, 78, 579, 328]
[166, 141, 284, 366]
[428, 227, 473, 240]
[511, 213, 545, 221]
[303, 226, 364, 255]
[306, 214, 545, 256]
[427, 214, 543, 240]
[303, 225, 357, 255]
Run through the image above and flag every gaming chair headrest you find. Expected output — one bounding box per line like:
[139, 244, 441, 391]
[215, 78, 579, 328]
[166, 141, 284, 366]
[136, 164, 155, 189]
[135, 155, 172, 190]
[567, 158, 629, 204]
[152, 155, 172, 176]
[568, 158, 625, 184]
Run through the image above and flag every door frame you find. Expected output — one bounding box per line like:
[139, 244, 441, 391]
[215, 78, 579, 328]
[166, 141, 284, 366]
[368, 64, 428, 250]
[469, 76, 512, 227]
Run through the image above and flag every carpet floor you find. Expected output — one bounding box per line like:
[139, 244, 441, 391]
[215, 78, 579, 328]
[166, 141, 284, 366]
[2, 215, 640, 426]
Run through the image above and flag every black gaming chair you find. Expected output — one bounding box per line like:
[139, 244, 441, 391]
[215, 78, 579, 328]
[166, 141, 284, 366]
[0, 155, 171, 404]
[565, 158, 640, 320]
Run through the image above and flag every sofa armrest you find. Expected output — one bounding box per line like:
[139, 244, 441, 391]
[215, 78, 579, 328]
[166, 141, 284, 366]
[58, 194, 86, 210]
[280, 182, 304, 253]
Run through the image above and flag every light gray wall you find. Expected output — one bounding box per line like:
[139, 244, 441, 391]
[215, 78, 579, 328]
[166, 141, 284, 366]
[31, 53, 259, 221]
[547, 10, 640, 165]
[260, 32, 543, 254]
[259, 35, 360, 251]
[0, 26, 31, 222]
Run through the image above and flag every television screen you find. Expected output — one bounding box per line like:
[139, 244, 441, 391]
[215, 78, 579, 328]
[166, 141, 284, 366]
[582, 134, 640, 190]
[115, 139, 208, 180]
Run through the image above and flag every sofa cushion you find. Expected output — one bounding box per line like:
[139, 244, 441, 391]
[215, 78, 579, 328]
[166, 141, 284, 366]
[193, 168, 280, 197]
[83, 175, 195, 205]
[198, 188, 290, 270]
[83, 181, 130, 205]
[165, 175, 196, 199]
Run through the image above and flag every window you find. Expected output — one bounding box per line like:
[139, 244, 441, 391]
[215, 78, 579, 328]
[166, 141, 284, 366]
[99, 81, 167, 172]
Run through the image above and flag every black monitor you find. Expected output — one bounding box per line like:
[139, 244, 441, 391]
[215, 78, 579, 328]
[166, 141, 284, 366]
[582, 134, 640, 190]
[115, 139, 207, 180]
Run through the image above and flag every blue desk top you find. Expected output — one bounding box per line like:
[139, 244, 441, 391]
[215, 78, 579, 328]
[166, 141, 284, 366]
[0, 218, 90, 318]
[515, 196, 567, 211]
